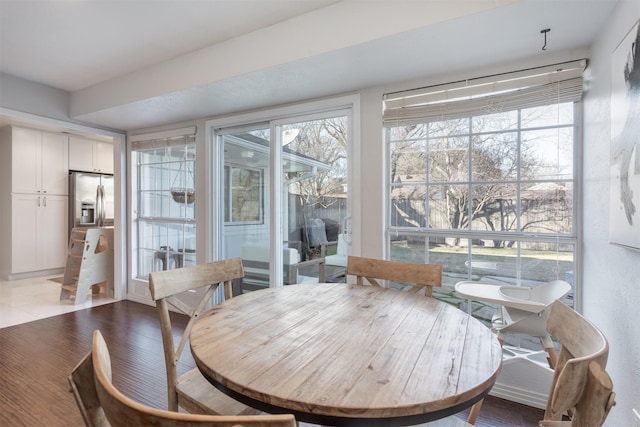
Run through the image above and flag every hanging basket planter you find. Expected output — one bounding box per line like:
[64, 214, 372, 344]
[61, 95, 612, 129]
[170, 187, 195, 204]
[170, 149, 195, 204]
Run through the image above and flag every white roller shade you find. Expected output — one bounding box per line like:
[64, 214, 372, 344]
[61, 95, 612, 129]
[383, 60, 586, 127]
[130, 126, 196, 151]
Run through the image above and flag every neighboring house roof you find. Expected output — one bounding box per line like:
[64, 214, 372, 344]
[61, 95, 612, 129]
[224, 132, 330, 173]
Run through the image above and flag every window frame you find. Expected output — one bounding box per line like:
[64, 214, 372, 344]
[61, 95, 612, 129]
[385, 100, 581, 292]
[130, 134, 197, 281]
[223, 163, 265, 225]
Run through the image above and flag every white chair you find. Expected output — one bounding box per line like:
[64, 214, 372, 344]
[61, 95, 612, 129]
[324, 233, 348, 268]
[455, 279, 572, 368]
[241, 244, 325, 290]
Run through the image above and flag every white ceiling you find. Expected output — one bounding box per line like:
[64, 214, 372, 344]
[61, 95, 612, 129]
[0, 0, 619, 132]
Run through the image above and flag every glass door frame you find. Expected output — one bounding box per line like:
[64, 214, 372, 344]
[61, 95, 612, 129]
[207, 94, 360, 287]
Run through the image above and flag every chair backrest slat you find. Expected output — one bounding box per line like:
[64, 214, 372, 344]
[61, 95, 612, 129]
[172, 284, 220, 364]
[346, 256, 442, 297]
[149, 258, 243, 301]
[546, 300, 609, 367]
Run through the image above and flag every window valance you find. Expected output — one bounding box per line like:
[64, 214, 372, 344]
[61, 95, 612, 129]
[383, 60, 586, 127]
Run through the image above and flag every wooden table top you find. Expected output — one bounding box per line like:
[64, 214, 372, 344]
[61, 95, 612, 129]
[190, 283, 502, 426]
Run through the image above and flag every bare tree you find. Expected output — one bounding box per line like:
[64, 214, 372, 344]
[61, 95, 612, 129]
[390, 107, 573, 248]
[286, 117, 347, 209]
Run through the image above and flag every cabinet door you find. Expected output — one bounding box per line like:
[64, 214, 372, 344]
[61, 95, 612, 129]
[11, 194, 39, 273]
[95, 141, 114, 174]
[41, 131, 69, 194]
[69, 136, 94, 172]
[39, 195, 68, 270]
[11, 127, 40, 194]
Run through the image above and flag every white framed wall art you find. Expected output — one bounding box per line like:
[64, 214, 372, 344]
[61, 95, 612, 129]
[610, 19, 640, 250]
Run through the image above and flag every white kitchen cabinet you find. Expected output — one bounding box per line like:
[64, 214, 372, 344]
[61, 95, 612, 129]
[69, 136, 113, 174]
[95, 140, 114, 173]
[0, 125, 69, 278]
[6, 126, 69, 195]
[10, 194, 68, 274]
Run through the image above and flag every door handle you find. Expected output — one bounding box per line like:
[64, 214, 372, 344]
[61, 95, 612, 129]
[342, 215, 352, 244]
[95, 185, 105, 226]
[96, 185, 101, 226]
[100, 185, 105, 226]
[100, 185, 107, 226]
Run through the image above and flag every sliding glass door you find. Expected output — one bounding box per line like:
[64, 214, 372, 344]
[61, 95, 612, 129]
[215, 108, 351, 292]
[217, 126, 272, 292]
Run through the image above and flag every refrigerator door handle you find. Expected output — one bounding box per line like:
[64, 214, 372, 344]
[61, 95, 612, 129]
[100, 185, 106, 226]
[96, 185, 102, 227]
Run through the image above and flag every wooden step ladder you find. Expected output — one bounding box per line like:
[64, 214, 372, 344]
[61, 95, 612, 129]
[60, 227, 114, 304]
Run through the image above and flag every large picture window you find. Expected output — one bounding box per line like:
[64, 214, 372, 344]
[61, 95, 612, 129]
[384, 61, 582, 350]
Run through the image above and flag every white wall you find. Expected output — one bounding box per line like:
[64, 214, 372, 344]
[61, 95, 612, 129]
[583, 1, 640, 425]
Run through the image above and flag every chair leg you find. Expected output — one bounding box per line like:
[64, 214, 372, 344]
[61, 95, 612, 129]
[544, 346, 558, 369]
[467, 400, 483, 425]
[467, 332, 504, 425]
[540, 335, 558, 369]
[464, 325, 512, 425]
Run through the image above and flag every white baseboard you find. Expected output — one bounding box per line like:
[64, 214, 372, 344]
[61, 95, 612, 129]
[126, 293, 155, 307]
[6, 267, 65, 281]
[127, 278, 154, 305]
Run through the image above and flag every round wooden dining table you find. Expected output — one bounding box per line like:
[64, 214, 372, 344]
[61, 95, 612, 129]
[190, 283, 502, 426]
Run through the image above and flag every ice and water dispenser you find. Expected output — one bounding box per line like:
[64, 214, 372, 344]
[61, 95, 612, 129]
[80, 202, 95, 225]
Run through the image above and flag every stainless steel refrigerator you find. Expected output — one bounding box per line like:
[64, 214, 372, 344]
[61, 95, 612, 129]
[69, 171, 114, 236]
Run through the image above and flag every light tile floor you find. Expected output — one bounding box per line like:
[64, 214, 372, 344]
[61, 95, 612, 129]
[0, 275, 115, 328]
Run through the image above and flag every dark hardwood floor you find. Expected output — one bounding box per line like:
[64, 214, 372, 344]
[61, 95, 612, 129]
[0, 301, 545, 426]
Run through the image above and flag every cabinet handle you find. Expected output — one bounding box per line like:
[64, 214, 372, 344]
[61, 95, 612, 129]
[37, 196, 40, 207]
[43, 197, 47, 207]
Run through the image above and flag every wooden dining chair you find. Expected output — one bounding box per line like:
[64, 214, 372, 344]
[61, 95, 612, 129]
[421, 300, 616, 427]
[148, 258, 260, 416]
[345, 255, 442, 297]
[68, 351, 109, 427]
[538, 360, 615, 427]
[538, 300, 615, 426]
[69, 329, 297, 427]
